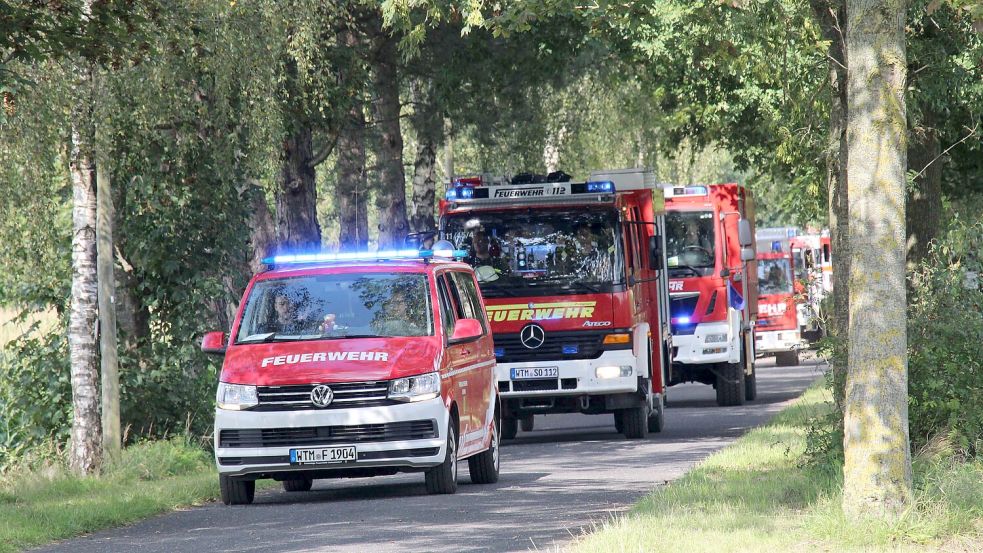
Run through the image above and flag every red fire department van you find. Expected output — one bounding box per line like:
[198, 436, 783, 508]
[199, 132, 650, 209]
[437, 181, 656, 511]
[755, 235, 804, 365]
[201, 247, 500, 505]
[663, 183, 759, 406]
[438, 168, 671, 440]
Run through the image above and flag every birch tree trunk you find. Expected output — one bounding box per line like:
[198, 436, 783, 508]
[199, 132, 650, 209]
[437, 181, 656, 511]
[337, 102, 370, 251]
[369, 19, 410, 249]
[842, 0, 911, 519]
[96, 147, 120, 464]
[69, 62, 102, 474]
[276, 125, 322, 251]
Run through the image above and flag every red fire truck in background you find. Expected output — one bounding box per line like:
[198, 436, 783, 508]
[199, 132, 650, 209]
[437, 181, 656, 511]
[755, 232, 804, 365]
[662, 184, 759, 406]
[438, 168, 671, 440]
[789, 231, 832, 342]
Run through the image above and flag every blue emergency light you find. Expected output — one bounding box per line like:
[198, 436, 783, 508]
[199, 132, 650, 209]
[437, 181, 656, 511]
[771, 241, 782, 252]
[585, 181, 615, 193]
[262, 248, 468, 265]
[445, 186, 474, 200]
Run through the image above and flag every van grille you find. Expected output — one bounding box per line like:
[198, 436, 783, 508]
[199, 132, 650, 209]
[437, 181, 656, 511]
[254, 380, 393, 411]
[218, 420, 438, 448]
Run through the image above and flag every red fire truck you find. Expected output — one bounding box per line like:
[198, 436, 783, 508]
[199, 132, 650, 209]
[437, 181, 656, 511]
[438, 168, 671, 439]
[755, 235, 804, 365]
[662, 184, 759, 406]
[789, 231, 832, 342]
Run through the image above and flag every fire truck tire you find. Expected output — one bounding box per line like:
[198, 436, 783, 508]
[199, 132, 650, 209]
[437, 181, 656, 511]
[501, 416, 518, 440]
[425, 423, 459, 495]
[613, 411, 624, 434]
[715, 363, 746, 406]
[520, 415, 534, 432]
[220, 474, 255, 505]
[776, 350, 800, 366]
[468, 419, 500, 484]
[621, 405, 649, 439]
[647, 395, 665, 433]
[282, 475, 313, 492]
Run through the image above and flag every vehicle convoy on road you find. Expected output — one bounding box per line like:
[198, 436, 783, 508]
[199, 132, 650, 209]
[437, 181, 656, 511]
[662, 183, 759, 406]
[754, 231, 804, 366]
[200, 248, 500, 505]
[438, 168, 671, 439]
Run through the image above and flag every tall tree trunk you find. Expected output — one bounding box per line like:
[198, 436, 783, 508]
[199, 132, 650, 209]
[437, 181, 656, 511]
[276, 126, 321, 251]
[337, 102, 370, 251]
[96, 145, 120, 464]
[408, 79, 440, 234]
[247, 181, 277, 274]
[842, 0, 911, 519]
[369, 19, 410, 249]
[68, 62, 102, 475]
[442, 118, 454, 181]
[905, 120, 942, 268]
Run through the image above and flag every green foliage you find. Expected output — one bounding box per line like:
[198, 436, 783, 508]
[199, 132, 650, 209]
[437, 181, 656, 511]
[907, 217, 983, 454]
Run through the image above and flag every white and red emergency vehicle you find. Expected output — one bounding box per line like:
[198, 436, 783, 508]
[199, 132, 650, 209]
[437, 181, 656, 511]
[438, 168, 671, 439]
[201, 247, 500, 505]
[789, 231, 833, 342]
[663, 184, 759, 406]
[754, 233, 804, 365]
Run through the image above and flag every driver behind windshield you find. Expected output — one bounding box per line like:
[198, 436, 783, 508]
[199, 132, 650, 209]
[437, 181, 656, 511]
[371, 289, 427, 337]
[669, 218, 714, 268]
[464, 228, 508, 273]
[558, 223, 613, 281]
[263, 289, 319, 335]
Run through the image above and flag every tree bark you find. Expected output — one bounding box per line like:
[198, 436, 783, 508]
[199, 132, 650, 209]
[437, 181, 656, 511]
[96, 145, 120, 464]
[368, 18, 410, 249]
[442, 118, 454, 182]
[336, 102, 370, 251]
[905, 120, 942, 268]
[842, 0, 912, 519]
[408, 79, 440, 234]
[68, 62, 102, 475]
[276, 125, 321, 252]
[247, 181, 277, 275]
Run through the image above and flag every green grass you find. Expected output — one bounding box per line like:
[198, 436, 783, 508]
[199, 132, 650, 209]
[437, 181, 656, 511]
[573, 386, 983, 553]
[0, 437, 225, 553]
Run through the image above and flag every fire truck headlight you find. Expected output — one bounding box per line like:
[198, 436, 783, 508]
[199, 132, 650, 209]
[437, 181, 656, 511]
[596, 365, 632, 379]
[389, 371, 441, 402]
[216, 382, 259, 411]
[704, 333, 728, 344]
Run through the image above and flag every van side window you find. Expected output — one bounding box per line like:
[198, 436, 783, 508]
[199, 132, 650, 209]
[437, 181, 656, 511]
[436, 275, 456, 337]
[451, 272, 488, 333]
[442, 273, 466, 320]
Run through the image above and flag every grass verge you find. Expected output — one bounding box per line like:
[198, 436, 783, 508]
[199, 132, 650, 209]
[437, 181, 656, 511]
[573, 386, 983, 552]
[0, 437, 228, 553]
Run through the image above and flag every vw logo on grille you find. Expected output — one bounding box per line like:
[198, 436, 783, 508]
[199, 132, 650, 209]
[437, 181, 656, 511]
[519, 323, 546, 350]
[310, 385, 334, 408]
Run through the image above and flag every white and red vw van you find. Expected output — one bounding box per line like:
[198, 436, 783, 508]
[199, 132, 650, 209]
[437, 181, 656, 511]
[201, 248, 500, 505]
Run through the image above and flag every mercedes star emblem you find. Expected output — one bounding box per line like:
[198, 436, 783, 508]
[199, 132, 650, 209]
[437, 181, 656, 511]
[310, 384, 334, 408]
[520, 323, 546, 349]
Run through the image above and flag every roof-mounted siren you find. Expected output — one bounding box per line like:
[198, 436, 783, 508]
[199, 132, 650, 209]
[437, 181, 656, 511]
[589, 168, 657, 191]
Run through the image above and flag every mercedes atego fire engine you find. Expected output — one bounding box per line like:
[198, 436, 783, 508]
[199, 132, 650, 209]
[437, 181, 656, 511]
[755, 231, 805, 365]
[438, 168, 671, 440]
[663, 183, 759, 406]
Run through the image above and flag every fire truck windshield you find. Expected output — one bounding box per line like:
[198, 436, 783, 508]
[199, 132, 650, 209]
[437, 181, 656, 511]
[758, 258, 793, 295]
[666, 210, 716, 276]
[235, 273, 433, 343]
[442, 209, 623, 298]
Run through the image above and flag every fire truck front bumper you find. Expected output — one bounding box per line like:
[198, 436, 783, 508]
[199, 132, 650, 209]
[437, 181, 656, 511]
[671, 321, 739, 365]
[495, 349, 639, 398]
[754, 328, 803, 354]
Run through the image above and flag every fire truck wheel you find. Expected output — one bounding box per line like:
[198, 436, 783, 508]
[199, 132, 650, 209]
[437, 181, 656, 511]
[425, 423, 459, 494]
[613, 412, 624, 434]
[776, 350, 800, 366]
[501, 416, 519, 440]
[282, 475, 313, 492]
[621, 405, 649, 439]
[715, 363, 746, 407]
[220, 474, 255, 505]
[468, 419, 500, 484]
[520, 414, 535, 432]
[647, 395, 665, 433]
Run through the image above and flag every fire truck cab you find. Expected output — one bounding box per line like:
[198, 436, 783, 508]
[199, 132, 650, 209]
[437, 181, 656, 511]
[438, 168, 671, 440]
[663, 183, 758, 406]
[755, 233, 804, 366]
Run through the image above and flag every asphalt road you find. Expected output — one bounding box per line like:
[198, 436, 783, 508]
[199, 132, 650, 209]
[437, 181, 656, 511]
[36, 356, 823, 553]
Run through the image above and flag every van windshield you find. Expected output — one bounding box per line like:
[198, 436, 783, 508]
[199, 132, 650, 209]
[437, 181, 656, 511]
[235, 273, 433, 343]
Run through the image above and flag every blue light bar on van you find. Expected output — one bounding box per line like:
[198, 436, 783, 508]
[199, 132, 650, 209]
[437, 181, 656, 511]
[262, 249, 467, 265]
[585, 181, 615, 193]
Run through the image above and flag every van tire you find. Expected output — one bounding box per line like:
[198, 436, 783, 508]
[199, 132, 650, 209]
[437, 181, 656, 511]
[425, 423, 458, 494]
[220, 475, 255, 505]
[282, 475, 313, 492]
[715, 363, 746, 406]
[501, 416, 518, 440]
[468, 419, 500, 484]
[621, 405, 649, 439]
[520, 415, 534, 432]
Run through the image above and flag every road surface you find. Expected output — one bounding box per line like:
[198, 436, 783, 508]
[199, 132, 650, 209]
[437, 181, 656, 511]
[36, 356, 823, 553]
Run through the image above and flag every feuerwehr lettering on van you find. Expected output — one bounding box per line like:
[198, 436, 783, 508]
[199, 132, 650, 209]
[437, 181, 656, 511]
[261, 351, 389, 367]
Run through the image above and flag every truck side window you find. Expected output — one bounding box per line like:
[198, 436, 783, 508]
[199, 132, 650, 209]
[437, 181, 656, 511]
[451, 272, 488, 333]
[436, 274, 457, 337]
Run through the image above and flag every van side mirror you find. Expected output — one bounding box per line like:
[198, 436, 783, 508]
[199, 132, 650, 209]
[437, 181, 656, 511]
[201, 331, 227, 355]
[741, 246, 755, 262]
[738, 219, 753, 247]
[648, 235, 664, 269]
[450, 318, 483, 343]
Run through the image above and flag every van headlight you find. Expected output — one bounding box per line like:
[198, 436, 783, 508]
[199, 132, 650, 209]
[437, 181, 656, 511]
[389, 372, 441, 402]
[216, 382, 259, 411]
